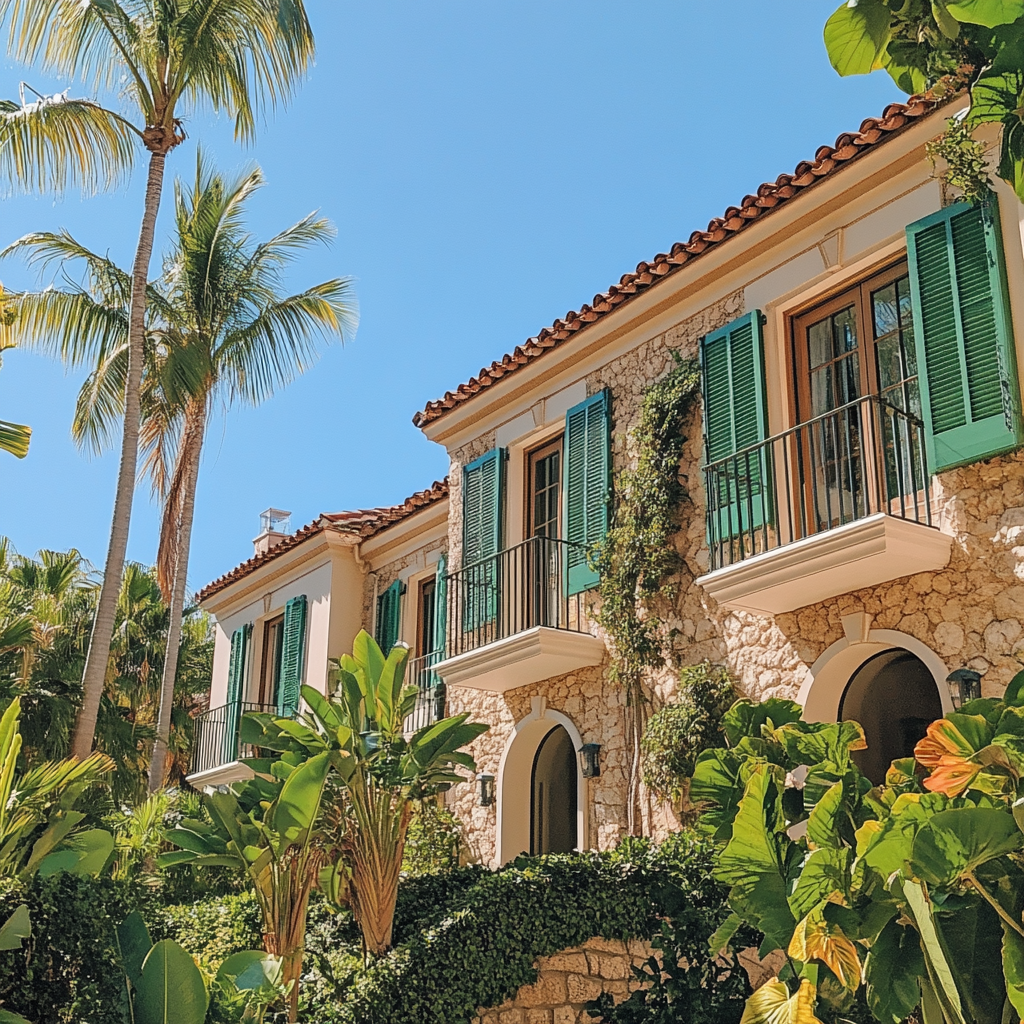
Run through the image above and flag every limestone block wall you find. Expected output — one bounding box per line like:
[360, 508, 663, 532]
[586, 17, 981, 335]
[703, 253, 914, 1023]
[473, 937, 653, 1024]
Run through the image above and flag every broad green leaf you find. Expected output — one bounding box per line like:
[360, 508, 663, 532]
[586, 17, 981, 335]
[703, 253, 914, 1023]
[807, 781, 846, 848]
[1002, 919, 1024, 1015]
[911, 807, 1023, 886]
[116, 910, 152, 986]
[932, 0, 962, 37]
[163, 827, 217, 855]
[932, 894, 1005, 1024]
[0, 1010, 32, 1023]
[723, 699, 802, 747]
[899, 879, 967, 1024]
[946, 0, 1024, 25]
[0, 904, 30, 951]
[824, 0, 892, 76]
[63, 827, 114, 875]
[135, 940, 208, 1024]
[352, 629, 385, 687]
[778, 721, 866, 771]
[788, 847, 851, 921]
[691, 747, 745, 839]
[739, 977, 825, 1024]
[708, 912, 743, 955]
[715, 764, 798, 950]
[864, 917, 924, 1024]
[267, 750, 330, 847]
[300, 684, 343, 731]
[1004, 669, 1024, 707]
[216, 949, 283, 994]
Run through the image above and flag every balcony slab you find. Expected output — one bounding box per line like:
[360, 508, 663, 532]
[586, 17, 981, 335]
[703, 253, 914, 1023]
[434, 626, 606, 692]
[185, 759, 253, 790]
[696, 513, 952, 616]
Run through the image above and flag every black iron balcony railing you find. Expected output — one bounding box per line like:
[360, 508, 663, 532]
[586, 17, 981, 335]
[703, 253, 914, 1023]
[704, 395, 932, 572]
[190, 700, 276, 777]
[404, 650, 446, 733]
[445, 535, 589, 658]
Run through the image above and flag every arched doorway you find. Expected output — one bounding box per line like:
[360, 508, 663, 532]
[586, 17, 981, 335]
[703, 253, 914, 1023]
[839, 649, 943, 783]
[531, 725, 578, 854]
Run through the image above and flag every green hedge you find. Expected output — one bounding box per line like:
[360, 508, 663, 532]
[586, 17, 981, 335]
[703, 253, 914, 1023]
[0, 873, 145, 1024]
[328, 832, 731, 1024]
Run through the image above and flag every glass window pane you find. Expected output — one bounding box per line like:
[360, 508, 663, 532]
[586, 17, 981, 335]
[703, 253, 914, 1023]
[872, 283, 898, 339]
[876, 335, 902, 392]
[833, 307, 858, 356]
[808, 319, 831, 368]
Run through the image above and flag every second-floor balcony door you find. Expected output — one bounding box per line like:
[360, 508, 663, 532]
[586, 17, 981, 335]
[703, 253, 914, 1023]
[258, 613, 284, 707]
[528, 439, 562, 629]
[791, 262, 924, 536]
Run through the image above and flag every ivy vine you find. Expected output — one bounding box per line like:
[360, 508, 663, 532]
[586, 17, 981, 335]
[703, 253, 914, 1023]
[594, 351, 701, 831]
[926, 116, 993, 205]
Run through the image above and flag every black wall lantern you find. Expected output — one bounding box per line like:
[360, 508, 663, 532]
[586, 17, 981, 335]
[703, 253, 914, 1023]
[478, 773, 495, 806]
[432, 681, 447, 723]
[946, 668, 982, 710]
[580, 743, 601, 779]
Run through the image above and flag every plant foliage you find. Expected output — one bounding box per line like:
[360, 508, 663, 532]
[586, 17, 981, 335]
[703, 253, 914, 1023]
[691, 672, 1024, 1024]
[823, 0, 1024, 200]
[641, 662, 736, 805]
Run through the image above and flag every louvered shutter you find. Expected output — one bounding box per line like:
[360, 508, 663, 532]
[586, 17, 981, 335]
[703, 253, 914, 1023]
[224, 624, 251, 762]
[564, 389, 611, 595]
[277, 595, 307, 716]
[907, 198, 1022, 472]
[700, 311, 771, 541]
[432, 553, 447, 656]
[462, 448, 505, 629]
[375, 579, 403, 652]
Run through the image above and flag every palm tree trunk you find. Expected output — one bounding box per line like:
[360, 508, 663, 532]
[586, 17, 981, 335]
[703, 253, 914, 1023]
[72, 151, 166, 760]
[148, 400, 205, 792]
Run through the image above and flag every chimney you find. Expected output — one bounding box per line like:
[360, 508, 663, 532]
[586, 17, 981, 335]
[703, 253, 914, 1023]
[254, 508, 292, 557]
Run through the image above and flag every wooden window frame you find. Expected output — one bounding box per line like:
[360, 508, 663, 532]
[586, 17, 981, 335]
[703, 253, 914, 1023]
[258, 613, 284, 707]
[416, 576, 437, 659]
[525, 435, 563, 540]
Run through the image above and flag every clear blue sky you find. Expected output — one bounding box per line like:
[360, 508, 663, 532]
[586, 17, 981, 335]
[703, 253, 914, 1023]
[0, 1, 899, 596]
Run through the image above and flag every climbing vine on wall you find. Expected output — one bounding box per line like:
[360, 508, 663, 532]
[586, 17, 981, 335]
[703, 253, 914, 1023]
[594, 352, 700, 832]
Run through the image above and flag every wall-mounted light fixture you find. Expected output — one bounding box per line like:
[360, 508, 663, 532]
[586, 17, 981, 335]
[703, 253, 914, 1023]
[580, 743, 601, 779]
[478, 773, 495, 806]
[946, 668, 982, 710]
[432, 682, 447, 723]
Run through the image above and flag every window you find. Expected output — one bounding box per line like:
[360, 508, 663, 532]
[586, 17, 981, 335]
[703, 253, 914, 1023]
[417, 577, 437, 658]
[792, 262, 915, 422]
[258, 614, 284, 707]
[527, 438, 562, 539]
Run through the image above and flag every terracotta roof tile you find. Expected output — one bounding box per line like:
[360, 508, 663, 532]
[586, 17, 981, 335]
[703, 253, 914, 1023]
[413, 93, 942, 428]
[197, 479, 449, 603]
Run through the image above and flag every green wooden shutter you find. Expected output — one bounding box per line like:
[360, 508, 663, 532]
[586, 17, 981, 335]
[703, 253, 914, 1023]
[375, 579, 403, 652]
[700, 311, 771, 540]
[224, 624, 251, 762]
[432, 553, 447, 656]
[277, 595, 307, 716]
[462, 448, 505, 628]
[907, 197, 1023, 472]
[564, 389, 611, 595]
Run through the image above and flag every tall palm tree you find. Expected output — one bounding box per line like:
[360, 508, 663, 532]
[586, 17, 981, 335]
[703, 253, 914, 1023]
[0, 0, 316, 759]
[4, 156, 357, 789]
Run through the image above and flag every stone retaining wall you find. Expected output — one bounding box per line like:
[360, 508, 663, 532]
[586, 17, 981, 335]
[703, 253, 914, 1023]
[473, 937, 653, 1024]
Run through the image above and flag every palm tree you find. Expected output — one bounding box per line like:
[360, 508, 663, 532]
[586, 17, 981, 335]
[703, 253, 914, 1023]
[0, 0, 316, 759]
[3, 156, 357, 789]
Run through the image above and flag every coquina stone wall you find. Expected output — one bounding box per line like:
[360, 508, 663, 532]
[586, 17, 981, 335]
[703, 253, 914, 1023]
[442, 281, 1024, 857]
[472, 937, 654, 1024]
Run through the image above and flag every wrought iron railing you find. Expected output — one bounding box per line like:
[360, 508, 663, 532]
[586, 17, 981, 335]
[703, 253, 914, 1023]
[190, 700, 276, 777]
[704, 395, 932, 572]
[404, 650, 446, 734]
[445, 535, 589, 658]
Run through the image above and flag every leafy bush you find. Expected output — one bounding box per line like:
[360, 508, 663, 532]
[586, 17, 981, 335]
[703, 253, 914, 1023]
[401, 800, 466, 875]
[641, 662, 735, 805]
[329, 832, 739, 1024]
[0, 873, 145, 1024]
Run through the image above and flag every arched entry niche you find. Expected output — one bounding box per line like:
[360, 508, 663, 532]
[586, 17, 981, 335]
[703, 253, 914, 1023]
[797, 612, 951, 785]
[496, 697, 587, 865]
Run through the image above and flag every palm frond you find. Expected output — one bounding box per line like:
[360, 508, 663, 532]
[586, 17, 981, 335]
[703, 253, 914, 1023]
[0, 420, 30, 458]
[220, 280, 358, 405]
[0, 89, 136, 195]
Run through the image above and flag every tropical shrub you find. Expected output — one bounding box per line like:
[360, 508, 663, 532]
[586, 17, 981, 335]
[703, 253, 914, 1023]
[691, 675, 1024, 1024]
[401, 799, 466, 875]
[332, 833, 739, 1024]
[641, 662, 735, 806]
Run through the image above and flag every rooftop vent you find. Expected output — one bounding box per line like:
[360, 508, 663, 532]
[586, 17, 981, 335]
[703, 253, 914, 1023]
[254, 508, 292, 557]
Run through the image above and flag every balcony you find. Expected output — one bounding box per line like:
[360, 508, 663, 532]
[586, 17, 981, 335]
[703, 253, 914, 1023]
[434, 535, 605, 692]
[187, 700, 275, 788]
[696, 395, 952, 615]
[404, 650, 446, 733]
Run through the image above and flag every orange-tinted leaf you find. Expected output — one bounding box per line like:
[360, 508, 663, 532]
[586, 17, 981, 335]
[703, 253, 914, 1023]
[922, 755, 981, 797]
[915, 718, 975, 768]
[788, 907, 863, 992]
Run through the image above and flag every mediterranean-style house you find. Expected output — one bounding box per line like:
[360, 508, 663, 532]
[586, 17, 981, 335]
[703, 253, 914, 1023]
[188, 90, 1024, 868]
